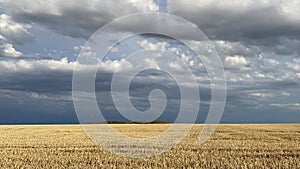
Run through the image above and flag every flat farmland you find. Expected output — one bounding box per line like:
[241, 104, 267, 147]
[0, 124, 299, 168]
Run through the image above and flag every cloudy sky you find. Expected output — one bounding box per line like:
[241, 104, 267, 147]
[0, 0, 299, 124]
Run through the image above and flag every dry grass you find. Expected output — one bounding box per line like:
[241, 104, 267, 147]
[0, 124, 299, 168]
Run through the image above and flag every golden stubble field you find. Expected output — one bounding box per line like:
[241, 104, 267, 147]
[0, 124, 299, 169]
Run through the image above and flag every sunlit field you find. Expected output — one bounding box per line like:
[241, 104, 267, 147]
[0, 124, 299, 168]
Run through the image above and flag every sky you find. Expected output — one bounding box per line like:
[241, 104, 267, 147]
[0, 0, 299, 124]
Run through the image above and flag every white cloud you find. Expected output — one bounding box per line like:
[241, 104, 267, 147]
[281, 92, 291, 96]
[224, 55, 249, 69]
[0, 34, 5, 41]
[0, 14, 30, 58]
[249, 93, 270, 98]
[0, 42, 23, 58]
[0, 14, 32, 44]
[169, 61, 184, 72]
[144, 58, 160, 69]
[98, 59, 133, 72]
[73, 46, 81, 51]
[261, 58, 280, 71]
[215, 40, 261, 58]
[270, 103, 300, 108]
[109, 47, 119, 53]
[28, 92, 48, 99]
[286, 58, 300, 72]
[265, 58, 279, 67]
[129, 0, 159, 12]
[287, 63, 300, 72]
[138, 40, 169, 56]
[0, 57, 133, 74]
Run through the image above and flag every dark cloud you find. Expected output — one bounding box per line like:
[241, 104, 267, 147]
[169, 0, 300, 42]
[3, 0, 159, 39]
[1, 56, 299, 124]
[0, 94, 78, 124]
[0, 57, 213, 123]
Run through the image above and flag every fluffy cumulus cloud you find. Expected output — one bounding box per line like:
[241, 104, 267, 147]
[0, 14, 33, 44]
[2, 0, 159, 39]
[138, 40, 169, 53]
[215, 40, 261, 58]
[0, 42, 22, 58]
[0, 57, 133, 74]
[0, 35, 22, 58]
[0, 14, 32, 58]
[0, 58, 75, 73]
[224, 55, 249, 69]
[286, 58, 300, 72]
